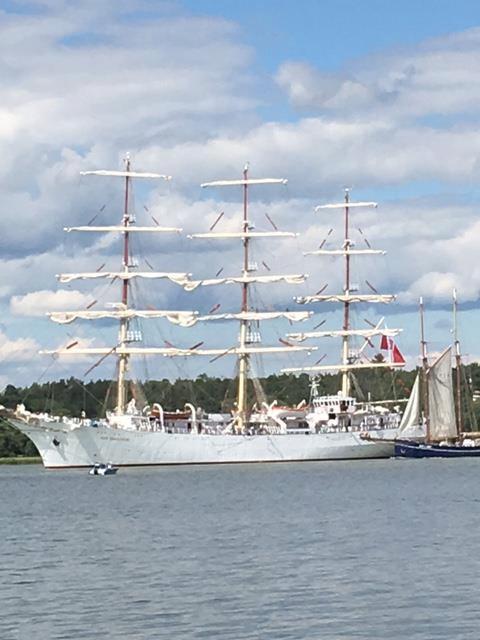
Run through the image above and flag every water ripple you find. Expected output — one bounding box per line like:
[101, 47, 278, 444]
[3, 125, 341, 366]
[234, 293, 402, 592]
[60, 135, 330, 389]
[1, 460, 480, 639]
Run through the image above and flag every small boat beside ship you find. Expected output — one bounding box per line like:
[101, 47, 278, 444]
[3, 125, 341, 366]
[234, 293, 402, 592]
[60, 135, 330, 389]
[89, 462, 118, 476]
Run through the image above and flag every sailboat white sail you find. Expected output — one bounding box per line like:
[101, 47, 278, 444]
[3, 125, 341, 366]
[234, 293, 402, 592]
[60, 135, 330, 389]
[395, 352, 456, 444]
[397, 374, 421, 436]
[428, 347, 457, 441]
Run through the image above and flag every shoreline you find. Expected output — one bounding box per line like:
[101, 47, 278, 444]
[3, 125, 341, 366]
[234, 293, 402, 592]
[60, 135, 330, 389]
[0, 456, 42, 465]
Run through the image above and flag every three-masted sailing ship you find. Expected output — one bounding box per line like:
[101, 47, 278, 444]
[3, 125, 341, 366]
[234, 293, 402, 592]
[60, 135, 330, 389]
[282, 189, 406, 440]
[8, 164, 401, 467]
[395, 292, 480, 457]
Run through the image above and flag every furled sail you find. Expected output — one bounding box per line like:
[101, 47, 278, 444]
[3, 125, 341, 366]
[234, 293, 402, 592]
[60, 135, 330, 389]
[296, 294, 395, 304]
[48, 309, 199, 327]
[197, 311, 313, 322]
[183, 274, 307, 291]
[189, 231, 297, 240]
[304, 249, 385, 256]
[282, 361, 404, 374]
[201, 178, 288, 187]
[64, 225, 182, 233]
[315, 201, 377, 211]
[49, 309, 312, 326]
[42, 345, 314, 357]
[288, 328, 401, 341]
[57, 272, 191, 285]
[197, 311, 312, 322]
[80, 170, 172, 180]
[398, 374, 420, 434]
[428, 347, 457, 441]
[41, 346, 221, 357]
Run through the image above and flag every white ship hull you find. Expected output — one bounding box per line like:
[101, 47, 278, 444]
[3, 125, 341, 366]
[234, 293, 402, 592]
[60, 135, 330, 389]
[11, 420, 395, 468]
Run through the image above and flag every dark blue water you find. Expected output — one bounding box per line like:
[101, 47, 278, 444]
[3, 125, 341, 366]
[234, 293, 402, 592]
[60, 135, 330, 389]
[1, 460, 479, 639]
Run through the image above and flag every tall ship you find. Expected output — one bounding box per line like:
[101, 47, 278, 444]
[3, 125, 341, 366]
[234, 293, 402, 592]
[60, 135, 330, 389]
[282, 190, 406, 435]
[7, 163, 402, 467]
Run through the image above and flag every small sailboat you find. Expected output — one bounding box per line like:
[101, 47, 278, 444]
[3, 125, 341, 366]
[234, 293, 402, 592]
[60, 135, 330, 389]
[395, 291, 480, 458]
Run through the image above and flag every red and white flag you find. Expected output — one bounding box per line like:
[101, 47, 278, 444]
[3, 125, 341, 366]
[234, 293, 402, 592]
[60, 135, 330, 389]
[380, 335, 405, 364]
[391, 343, 406, 364]
[380, 334, 392, 350]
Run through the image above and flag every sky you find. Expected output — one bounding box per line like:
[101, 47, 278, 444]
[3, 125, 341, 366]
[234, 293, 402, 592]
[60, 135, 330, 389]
[2, 0, 480, 389]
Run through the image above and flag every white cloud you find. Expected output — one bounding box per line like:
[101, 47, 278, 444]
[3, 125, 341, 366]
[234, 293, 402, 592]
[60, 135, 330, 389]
[398, 272, 458, 304]
[396, 218, 480, 304]
[50, 335, 106, 365]
[136, 115, 480, 198]
[276, 27, 480, 120]
[0, 5, 255, 151]
[0, 2, 258, 258]
[2, 4, 480, 384]
[276, 62, 373, 111]
[0, 330, 39, 363]
[10, 289, 92, 316]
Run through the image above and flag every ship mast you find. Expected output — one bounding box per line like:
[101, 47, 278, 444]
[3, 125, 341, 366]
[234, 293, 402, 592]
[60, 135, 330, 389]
[197, 167, 314, 432]
[237, 164, 251, 431]
[453, 288, 463, 435]
[117, 155, 132, 414]
[419, 296, 430, 441]
[283, 191, 403, 383]
[43, 159, 224, 406]
[341, 189, 352, 396]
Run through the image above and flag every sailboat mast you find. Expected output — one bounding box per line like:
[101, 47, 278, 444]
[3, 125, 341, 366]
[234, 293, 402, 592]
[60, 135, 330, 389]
[453, 288, 463, 435]
[420, 296, 430, 441]
[236, 164, 250, 431]
[117, 155, 131, 414]
[341, 189, 351, 396]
